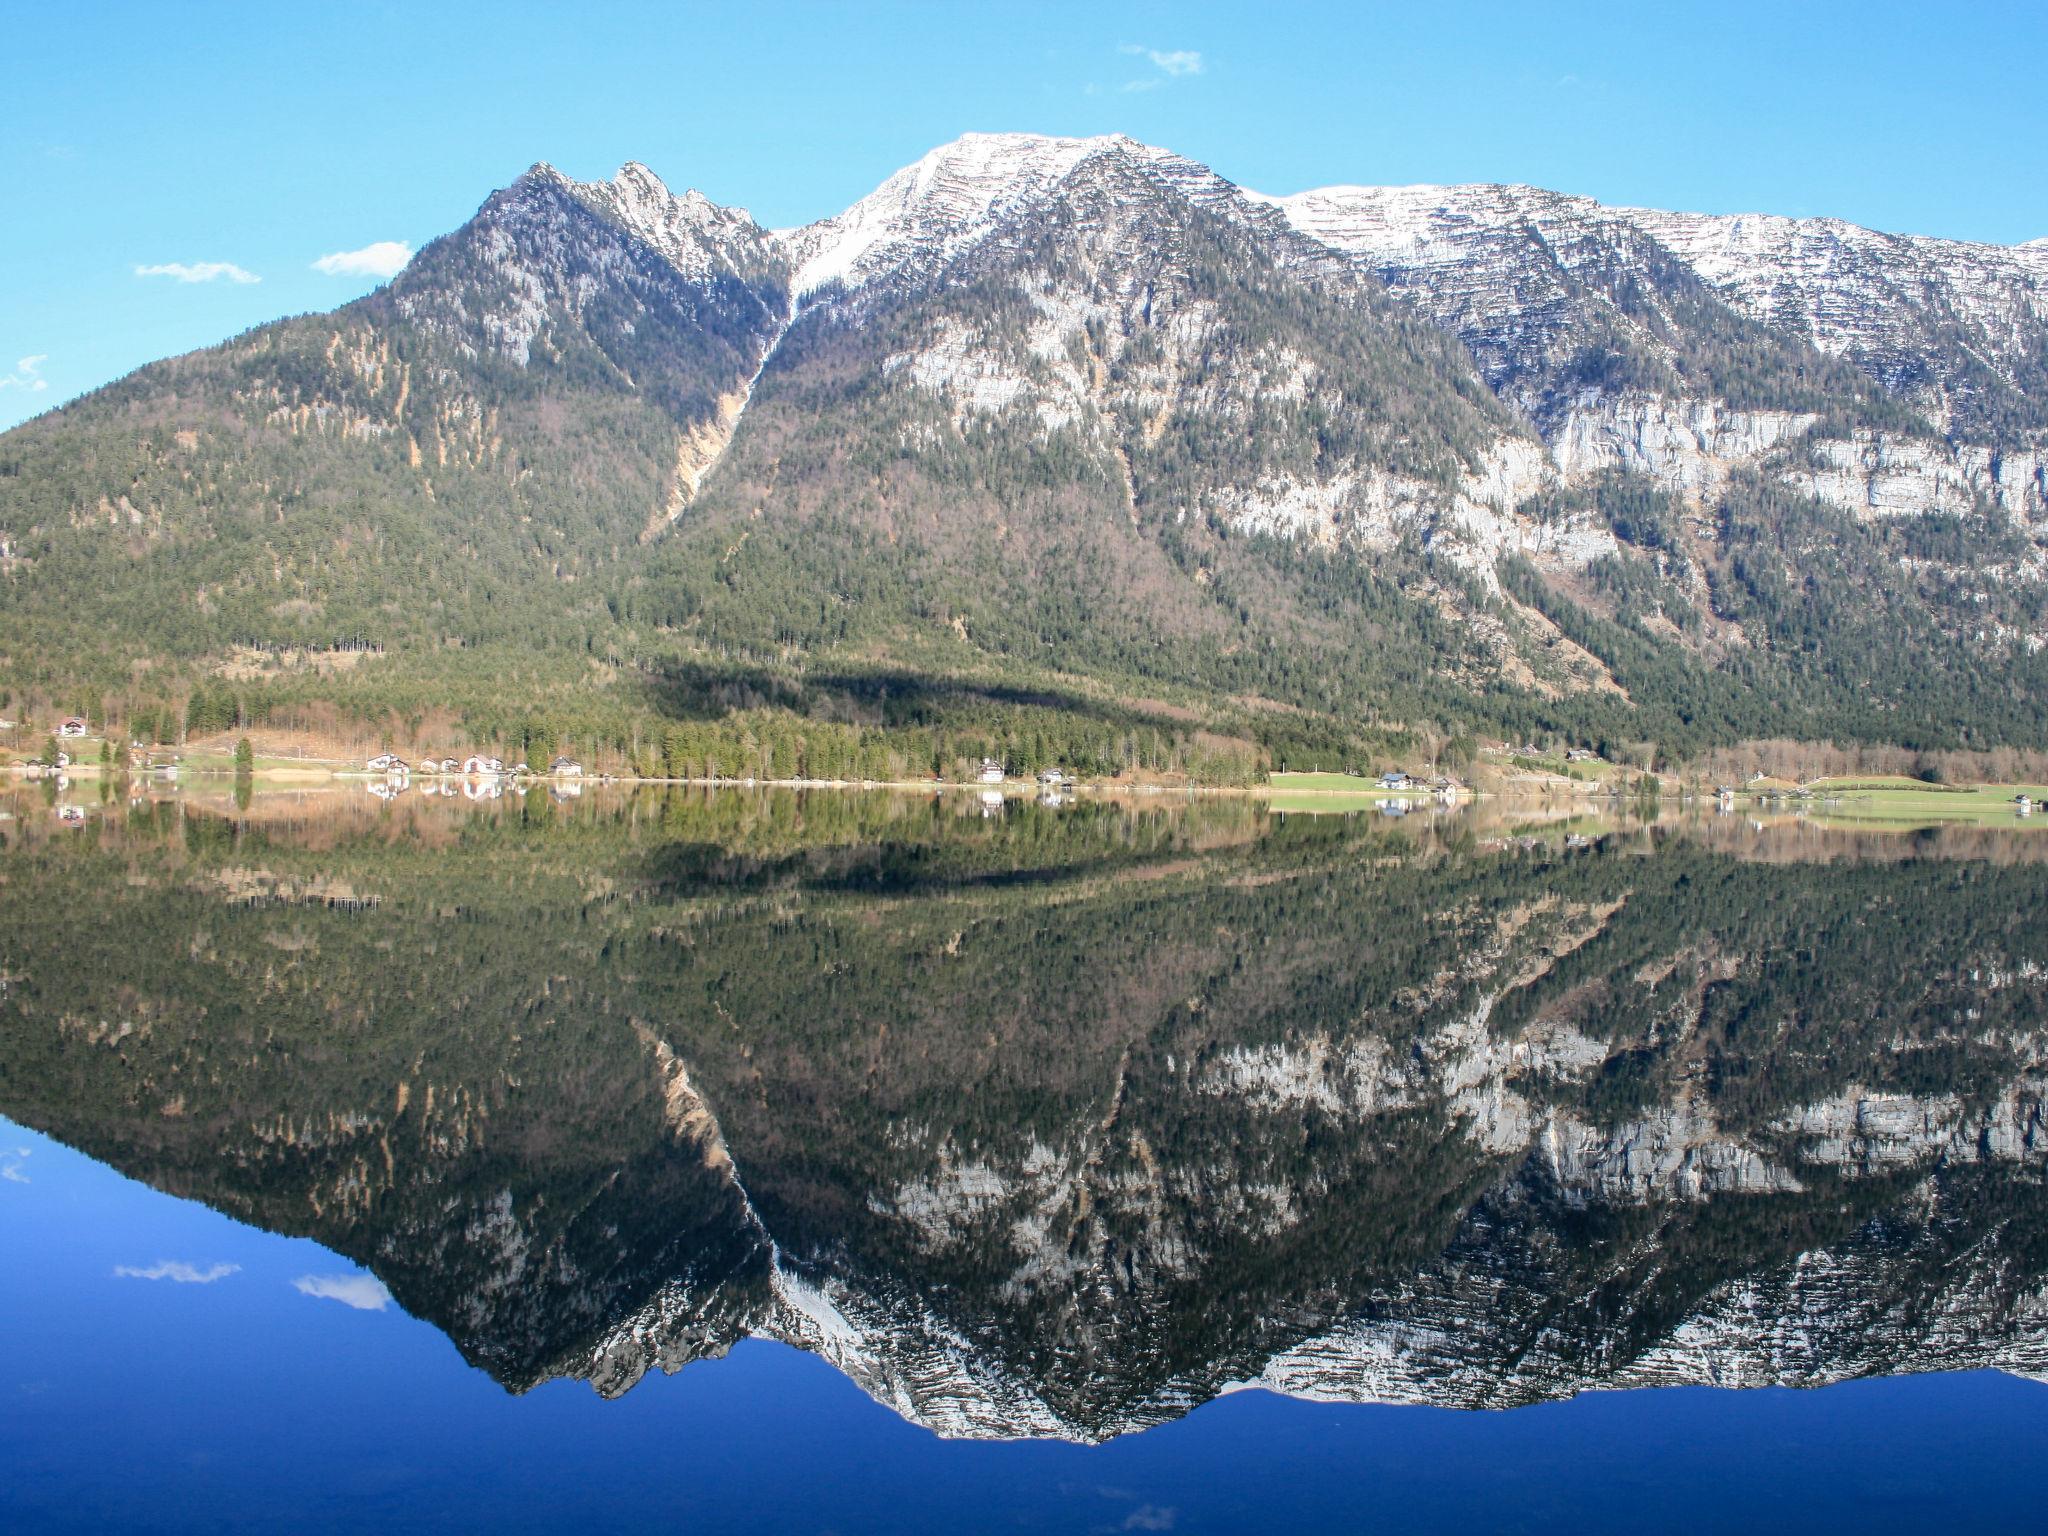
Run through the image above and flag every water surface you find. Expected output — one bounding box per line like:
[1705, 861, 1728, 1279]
[2, 786, 2044, 1530]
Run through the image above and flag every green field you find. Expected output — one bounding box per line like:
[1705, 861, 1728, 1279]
[1259, 770, 1438, 814]
[1261, 771, 1389, 792]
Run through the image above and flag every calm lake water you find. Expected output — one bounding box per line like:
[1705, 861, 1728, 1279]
[2, 785, 2045, 1532]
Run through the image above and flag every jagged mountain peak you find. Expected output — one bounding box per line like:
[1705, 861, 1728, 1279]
[776, 130, 1241, 301]
[477, 159, 778, 289]
[1258, 176, 2048, 433]
[554, 161, 780, 285]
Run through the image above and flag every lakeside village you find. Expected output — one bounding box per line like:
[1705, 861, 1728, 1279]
[4, 708, 1464, 820]
[4, 715, 2040, 827]
[350, 750, 1097, 813]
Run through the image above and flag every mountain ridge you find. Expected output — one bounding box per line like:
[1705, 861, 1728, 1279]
[3, 131, 2045, 766]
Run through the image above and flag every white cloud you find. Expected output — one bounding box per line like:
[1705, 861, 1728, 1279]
[114, 1260, 240, 1283]
[293, 1272, 392, 1311]
[0, 356, 48, 394]
[1120, 44, 1204, 77]
[1, 1164, 26, 1184]
[312, 241, 413, 280]
[135, 261, 261, 285]
[1122, 1507, 1178, 1531]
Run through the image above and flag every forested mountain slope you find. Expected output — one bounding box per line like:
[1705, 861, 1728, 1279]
[3, 133, 2044, 764]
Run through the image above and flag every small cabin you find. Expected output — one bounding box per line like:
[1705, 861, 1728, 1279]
[366, 752, 406, 774]
[58, 718, 87, 738]
[1037, 768, 1065, 786]
[978, 759, 1005, 785]
[1379, 771, 1411, 790]
[463, 754, 505, 777]
[550, 757, 584, 778]
[1564, 748, 1597, 763]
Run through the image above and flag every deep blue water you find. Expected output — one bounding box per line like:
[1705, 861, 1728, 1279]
[4, 1116, 2044, 1535]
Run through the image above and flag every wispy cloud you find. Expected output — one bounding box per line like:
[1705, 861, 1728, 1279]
[1122, 1507, 1177, 1532]
[1119, 44, 1204, 91]
[293, 1272, 392, 1311]
[0, 356, 48, 394]
[134, 261, 260, 285]
[114, 1260, 240, 1283]
[312, 241, 412, 280]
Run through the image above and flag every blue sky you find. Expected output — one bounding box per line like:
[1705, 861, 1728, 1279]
[5, 0, 2044, 431]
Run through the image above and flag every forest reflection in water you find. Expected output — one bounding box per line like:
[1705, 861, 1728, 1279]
[0, 783, 2044, 1445]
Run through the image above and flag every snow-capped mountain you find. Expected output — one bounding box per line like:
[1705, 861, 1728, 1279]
[446, 137, 2048, 558]
[1625, 204, 2048, 409]
[1263, 177, 2048, 518]
[780, 132, 1284, 303]
[1262, 179, 2048, 424]
[5, 132, 2047, 754]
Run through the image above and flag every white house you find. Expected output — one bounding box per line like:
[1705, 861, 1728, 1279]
[977, 759, 1005, 784]
[463, 754, 505, 777]
[1037, 768, 1065, 786]
[550, 757, 584, 778]
[58, 718, 87, 738]
[366, 752, 407, 774]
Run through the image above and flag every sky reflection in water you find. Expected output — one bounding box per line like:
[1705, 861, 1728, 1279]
[3, 788, 2046, 1532]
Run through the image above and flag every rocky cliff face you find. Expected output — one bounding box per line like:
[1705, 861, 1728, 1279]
[1264, 178, 2048, 546]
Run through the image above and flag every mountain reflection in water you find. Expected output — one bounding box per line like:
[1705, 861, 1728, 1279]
[1, 786, 2044, 1444]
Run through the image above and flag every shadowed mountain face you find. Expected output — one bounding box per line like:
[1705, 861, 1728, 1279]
[1, 789, 2045, 1441]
